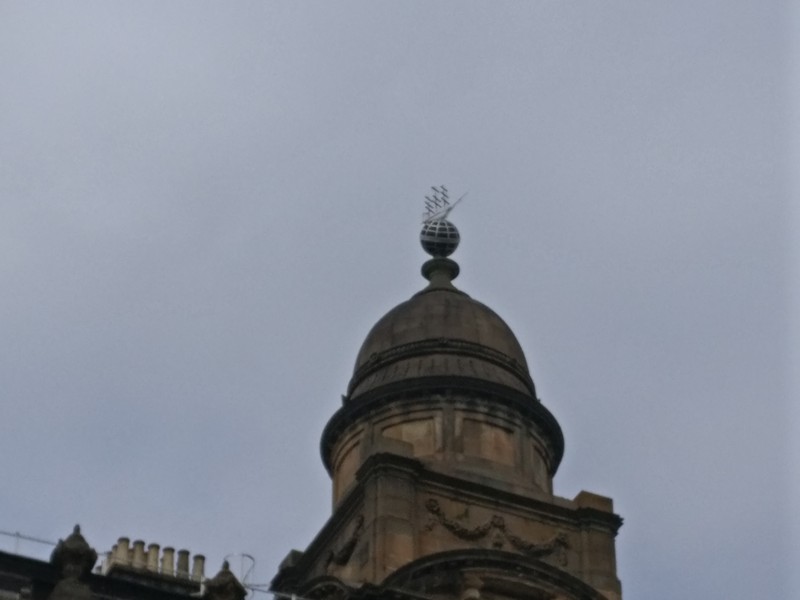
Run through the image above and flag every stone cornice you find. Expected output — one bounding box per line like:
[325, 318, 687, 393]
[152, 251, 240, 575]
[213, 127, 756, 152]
[321, 378, 564, 476]
[356, 453, 621, 534]
[576, 507, 624, 535]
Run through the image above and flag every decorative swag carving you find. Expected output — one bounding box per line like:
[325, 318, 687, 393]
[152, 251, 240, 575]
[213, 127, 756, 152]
[424, 499, 568, 565]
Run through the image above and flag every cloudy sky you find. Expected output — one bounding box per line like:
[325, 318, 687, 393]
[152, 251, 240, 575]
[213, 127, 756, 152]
[0, 2, 793, 598]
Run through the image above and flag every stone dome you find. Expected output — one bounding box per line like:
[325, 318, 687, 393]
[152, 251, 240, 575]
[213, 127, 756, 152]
[347, 260, 535, 400]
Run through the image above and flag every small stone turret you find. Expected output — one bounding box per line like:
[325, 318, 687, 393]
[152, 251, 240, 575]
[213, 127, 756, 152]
[47, 525, 97, 600]
[203, 561, 246, 600]
[272, 186, 623, 600]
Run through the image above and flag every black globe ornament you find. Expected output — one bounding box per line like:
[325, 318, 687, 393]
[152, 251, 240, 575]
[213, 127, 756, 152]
[420, 219, 460, 258]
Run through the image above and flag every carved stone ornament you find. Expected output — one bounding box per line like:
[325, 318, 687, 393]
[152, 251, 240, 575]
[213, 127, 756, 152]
[47, 525, 98, 600]
[326, 515, 364, 570]
[424, 499, 569, 565]
[203, 561, 247, 600]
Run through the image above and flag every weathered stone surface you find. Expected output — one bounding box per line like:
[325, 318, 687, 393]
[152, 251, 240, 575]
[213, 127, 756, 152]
[46, 525, 97, 600]
[203, 561, 246, 600]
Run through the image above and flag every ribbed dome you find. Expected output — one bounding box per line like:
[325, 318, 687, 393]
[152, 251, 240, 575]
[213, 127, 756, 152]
[347, 280, 535, 400]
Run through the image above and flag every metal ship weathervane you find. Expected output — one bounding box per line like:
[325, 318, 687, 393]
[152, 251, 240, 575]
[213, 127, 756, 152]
[422, 185, 466, 223]
[420, 185, 466, 259]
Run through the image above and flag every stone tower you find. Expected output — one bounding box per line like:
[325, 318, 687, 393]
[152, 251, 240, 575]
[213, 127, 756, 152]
[272, 196, 623, 600]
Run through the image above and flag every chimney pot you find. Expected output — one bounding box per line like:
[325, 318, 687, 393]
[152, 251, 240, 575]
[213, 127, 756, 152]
[191, 554, 205, 582]
[176, 549, 190, 579]
[116, 537, 131, 566]
[146, 543, 160, 572]
[161, 547, 175, 576]
[131, 540, 146, 569]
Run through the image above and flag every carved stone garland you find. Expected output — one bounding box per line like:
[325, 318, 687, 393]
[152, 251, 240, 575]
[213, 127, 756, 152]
[424, 499, 568, 566]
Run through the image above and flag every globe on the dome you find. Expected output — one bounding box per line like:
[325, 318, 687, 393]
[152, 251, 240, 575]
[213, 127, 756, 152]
[420, 219, 460, 257]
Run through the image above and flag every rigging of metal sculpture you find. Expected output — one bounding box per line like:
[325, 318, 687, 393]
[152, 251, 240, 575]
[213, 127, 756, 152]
[422, 185, 467, 223]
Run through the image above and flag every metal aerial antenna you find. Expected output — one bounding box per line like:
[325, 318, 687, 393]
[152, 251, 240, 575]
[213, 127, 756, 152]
[223, 553, 256, 598]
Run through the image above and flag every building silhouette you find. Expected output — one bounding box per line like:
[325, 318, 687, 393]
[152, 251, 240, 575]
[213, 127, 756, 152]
[0, 198, 622, 600]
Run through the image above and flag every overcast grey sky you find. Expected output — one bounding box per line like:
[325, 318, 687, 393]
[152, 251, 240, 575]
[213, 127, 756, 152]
[0, 2, 793, 598]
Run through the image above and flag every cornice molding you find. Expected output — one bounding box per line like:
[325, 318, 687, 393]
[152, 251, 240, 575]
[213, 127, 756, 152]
[320, 379, 564, 475]
[356, 453, 621, 533]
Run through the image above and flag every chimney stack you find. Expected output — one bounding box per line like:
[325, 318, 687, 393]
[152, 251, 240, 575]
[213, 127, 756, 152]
[102, 536, 205, 591]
